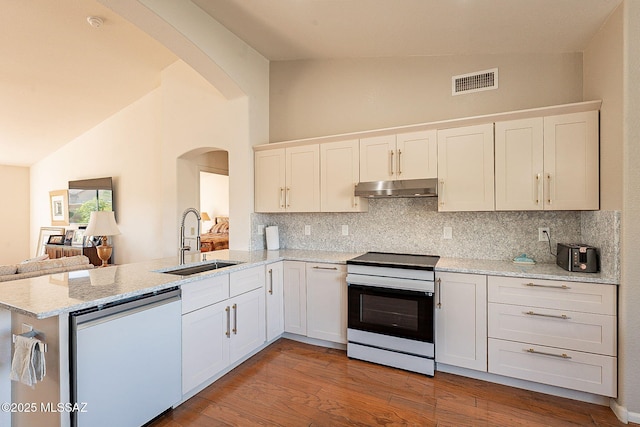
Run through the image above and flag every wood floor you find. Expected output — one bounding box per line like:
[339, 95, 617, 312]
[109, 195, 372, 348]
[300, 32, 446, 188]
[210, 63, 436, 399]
[150, 339, 628, 427]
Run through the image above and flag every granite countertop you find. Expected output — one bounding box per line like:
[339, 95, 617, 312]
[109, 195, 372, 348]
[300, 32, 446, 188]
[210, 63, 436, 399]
[436, 257, 618, 285]
[0, 249, 362, 319]
[0, 249, 616, 319]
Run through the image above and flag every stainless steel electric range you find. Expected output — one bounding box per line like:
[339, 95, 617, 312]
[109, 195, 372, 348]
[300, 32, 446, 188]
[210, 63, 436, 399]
[346, 252, 439, 376]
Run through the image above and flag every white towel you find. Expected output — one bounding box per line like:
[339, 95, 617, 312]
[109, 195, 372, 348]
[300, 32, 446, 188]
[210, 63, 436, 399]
[9, 336, 46, 387]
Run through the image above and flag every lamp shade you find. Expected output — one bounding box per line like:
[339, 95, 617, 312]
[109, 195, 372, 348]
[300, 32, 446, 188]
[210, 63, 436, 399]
[201, 212, 211, 221]
[85, 211, 121, 237]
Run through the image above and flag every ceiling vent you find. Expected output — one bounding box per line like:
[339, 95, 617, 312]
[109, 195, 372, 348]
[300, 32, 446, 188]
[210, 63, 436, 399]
[452, 68, 498, 96]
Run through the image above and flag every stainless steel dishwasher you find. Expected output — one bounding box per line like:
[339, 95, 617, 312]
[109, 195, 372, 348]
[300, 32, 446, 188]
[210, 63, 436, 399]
[70, 287, 181, 427]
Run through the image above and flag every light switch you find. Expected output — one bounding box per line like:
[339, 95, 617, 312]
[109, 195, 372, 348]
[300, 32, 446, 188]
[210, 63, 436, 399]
[304, 225, 311, 235]
[342, 225, 349, 236]
[443, 226, 453, 240]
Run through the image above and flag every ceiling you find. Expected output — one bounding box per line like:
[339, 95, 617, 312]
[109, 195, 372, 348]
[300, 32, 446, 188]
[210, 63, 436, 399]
[193, 0, 622, 60]
[0, 0, 622, 167]
[0, 0, 177, 167]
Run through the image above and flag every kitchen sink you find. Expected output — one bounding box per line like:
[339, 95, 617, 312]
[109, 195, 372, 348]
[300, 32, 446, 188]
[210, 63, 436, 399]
[161, 261, 241, 276]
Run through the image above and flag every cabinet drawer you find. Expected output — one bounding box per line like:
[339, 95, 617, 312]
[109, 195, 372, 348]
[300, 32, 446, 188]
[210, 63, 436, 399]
[488, 276, 616, 315]
[488, 303, 616, 356]
[182, 275, 229, 314]
[488, 338, 616, 397]
[230, 266, 265, 297]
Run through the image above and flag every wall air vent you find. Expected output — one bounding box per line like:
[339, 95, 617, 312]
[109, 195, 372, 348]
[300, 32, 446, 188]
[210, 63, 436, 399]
[452, 68, 498, 96]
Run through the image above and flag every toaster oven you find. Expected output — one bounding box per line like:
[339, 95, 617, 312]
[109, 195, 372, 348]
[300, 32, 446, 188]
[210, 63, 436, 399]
[556, 243, 599, 273]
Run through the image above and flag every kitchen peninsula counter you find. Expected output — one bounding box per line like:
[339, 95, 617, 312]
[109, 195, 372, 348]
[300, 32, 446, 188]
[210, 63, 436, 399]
[0, 249, 362, 319]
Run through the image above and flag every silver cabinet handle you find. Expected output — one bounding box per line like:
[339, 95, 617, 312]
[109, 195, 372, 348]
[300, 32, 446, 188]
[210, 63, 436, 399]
[353, 184, 358, 208]
[524, 310, 570, 320]
[524, 282, 571, 290]
[312, 266, 338, 270]
[546, 173, 552, 205]
[286, 187, 291, 208]
[397, 149, 402, 175]
[389, 150, 395, 176]
[279, 187, 285, 209]
[535, 173, 541, 205]
[436, 278, 442, 308]
[438, 180, 445, 207]
[524, 348, 571, 359]
[268, 268, 273, 295]
[225, 306, 231, 338]
[232, 304, 237, 335]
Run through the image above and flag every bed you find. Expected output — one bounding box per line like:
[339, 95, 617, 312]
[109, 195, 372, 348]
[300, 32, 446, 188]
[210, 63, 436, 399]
[200, 217, 229, 252]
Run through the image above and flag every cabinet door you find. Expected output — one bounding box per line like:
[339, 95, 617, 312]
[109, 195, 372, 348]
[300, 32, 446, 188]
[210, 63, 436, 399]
[228, 288, 266, 364]
[265, 262, 285, 342]
[359, 135, 397, 182]
[435, 272, 487, 371]
[396, 130, 437, 180]
[495, 118, 544, 210]
[321, 139, 367, 212]
[255, 149, 286, 212]
[182, 300, 230, 394]
[285, 145, 320, 212]
[306, 263, 347, 344]
[437, 124, 495, 211]
[283, 261, 307, 335]
[543, 111, 599, 210]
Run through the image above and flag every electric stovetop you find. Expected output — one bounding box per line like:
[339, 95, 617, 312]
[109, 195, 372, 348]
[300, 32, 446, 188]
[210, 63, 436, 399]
[347, 252, 440, 271]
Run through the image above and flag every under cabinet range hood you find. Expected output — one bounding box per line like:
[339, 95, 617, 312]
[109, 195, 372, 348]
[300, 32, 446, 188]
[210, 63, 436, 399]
[354, 179, 438, 198]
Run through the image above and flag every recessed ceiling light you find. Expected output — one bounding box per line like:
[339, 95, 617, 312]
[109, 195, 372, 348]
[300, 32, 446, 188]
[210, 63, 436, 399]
[86, 16, 104, 29]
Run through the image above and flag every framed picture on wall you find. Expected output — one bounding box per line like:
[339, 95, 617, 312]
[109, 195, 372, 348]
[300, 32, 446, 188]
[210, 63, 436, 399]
[49, 189, 69, 226]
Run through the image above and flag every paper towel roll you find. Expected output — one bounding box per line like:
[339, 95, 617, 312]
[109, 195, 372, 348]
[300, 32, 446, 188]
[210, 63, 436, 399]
[265, 226, 280, 250]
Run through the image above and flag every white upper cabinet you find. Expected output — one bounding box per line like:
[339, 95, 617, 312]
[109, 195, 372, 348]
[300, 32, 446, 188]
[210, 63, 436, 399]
[396, 130, 438, 180]
[543, 111, 599, 210]
[255, 148, 286, 213]
[320, 139, 368, 212]
[359, 130, 437, 182]
[437, 124, 495, 212]
[495, 111, 599, 211]
[495, 118, 545, 210]
[255, 145, 320, 212]
[359, 135, 397, 182]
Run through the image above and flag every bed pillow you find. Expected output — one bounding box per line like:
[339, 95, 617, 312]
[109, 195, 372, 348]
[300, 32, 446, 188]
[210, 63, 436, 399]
[210, 222, 229, 234]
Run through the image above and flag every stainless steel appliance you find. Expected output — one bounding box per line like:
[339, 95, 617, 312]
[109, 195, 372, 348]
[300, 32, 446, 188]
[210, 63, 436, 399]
[70, 287, 182, 427]
[354, 178, 438, 198]
[556, 243, 599, 272]
[346, 252, 439, 376]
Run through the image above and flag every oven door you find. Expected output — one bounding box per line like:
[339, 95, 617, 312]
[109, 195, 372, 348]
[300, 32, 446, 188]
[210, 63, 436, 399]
[348, 284, 433, 343]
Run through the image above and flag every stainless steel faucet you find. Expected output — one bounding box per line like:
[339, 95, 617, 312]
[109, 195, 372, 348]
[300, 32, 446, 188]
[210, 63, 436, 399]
[179, 207, 201, 265]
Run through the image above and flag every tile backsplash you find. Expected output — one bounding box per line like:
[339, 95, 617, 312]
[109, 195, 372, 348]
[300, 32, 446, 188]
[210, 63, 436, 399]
[251, 198, 620, 281]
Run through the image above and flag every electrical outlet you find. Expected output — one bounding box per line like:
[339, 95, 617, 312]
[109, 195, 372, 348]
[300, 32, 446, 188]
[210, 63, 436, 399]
[538, 227, 550, 242]
[342, 225, 349, 236]
[304, 225, 311, 235]
[190, 227, 195, 236]
[257, 224, 265, 235]
[443, 226, 453, 240]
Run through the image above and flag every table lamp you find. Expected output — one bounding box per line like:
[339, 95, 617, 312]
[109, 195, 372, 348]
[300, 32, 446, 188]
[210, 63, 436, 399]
[85, 211, 121, 267]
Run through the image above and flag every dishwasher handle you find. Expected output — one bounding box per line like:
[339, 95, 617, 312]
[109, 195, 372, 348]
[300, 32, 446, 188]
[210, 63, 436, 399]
[72, 288, 181, 330]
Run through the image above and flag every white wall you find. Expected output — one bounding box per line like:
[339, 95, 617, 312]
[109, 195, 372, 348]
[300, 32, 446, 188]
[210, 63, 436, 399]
[0, 166, 29, 263]
[270, 53, 583, 142]
[30, 88, 164, 263]
[200, 171, 229, 220]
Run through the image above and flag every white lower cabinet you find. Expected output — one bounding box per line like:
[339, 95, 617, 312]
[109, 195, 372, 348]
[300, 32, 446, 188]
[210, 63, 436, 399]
[265, 261, 285, 342]
[283, 261, 347, 345]
[283, 261, 307, 335]
[435, 272, 487, 371]
[306, 263, 347, 344]
[181, 267, 266, 395]
[487, 275, 617, 397]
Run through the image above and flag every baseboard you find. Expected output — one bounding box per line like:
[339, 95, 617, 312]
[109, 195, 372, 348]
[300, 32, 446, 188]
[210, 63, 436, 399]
[436, 363, 611, 406]
[282, 332, 347, 350]
[610, 399, 628, 423]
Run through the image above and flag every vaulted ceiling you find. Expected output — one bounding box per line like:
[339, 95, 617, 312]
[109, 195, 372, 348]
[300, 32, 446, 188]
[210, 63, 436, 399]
[0, 0, 622, 166]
